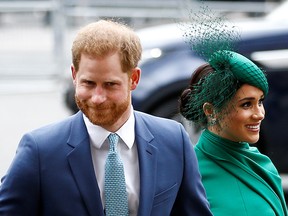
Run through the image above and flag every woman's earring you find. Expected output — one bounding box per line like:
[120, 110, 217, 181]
[209, 114, 217, 126]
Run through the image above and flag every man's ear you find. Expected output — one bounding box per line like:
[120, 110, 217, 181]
[71, 64, 77, 85]
[130, 67, 141, 90]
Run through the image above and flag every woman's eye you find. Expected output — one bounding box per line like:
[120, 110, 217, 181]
[242, 102, 251, 108]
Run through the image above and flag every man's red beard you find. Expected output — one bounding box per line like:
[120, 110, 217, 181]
[75, 95, 130, 127]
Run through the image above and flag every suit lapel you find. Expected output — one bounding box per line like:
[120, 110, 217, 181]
[66, 111, 159, 216]
[67, 112, 104, 216]
[134, 112, 158, 216]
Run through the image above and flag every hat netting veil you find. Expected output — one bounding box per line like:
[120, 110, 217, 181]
[179, 5, 268, 127]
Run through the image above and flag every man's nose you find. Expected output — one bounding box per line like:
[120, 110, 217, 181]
[91, 87, 106, 104]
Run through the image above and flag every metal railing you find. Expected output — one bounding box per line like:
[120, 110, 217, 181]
[0, 1, 54, 12]
[0, 0, 279, 19]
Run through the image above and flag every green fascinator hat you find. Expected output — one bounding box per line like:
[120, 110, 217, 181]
[209, 50, 269, 95]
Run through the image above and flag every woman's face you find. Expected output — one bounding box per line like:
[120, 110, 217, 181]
[211, 84, 265, 144]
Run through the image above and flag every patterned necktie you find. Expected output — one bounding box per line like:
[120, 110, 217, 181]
[104, 133, 129, 216]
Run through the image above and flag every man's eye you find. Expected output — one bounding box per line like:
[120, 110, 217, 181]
[84, 80, 94, 85]
[106, 82, 116, 87]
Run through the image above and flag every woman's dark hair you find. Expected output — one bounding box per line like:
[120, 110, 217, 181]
[179, 63, 214, 124]
[179, 62, 242, 127]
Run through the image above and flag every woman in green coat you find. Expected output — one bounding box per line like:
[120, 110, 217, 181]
[179, 50, 288, 215]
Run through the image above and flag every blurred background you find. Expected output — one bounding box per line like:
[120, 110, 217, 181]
[0, 0, 287, 198]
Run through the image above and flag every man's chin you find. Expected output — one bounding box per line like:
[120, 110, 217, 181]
[86, 113, 108, 123]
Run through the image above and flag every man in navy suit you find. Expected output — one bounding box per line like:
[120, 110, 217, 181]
[0, 20, 212, 216]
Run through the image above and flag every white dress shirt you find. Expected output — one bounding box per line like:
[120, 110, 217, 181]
[83, 108, 140, 216]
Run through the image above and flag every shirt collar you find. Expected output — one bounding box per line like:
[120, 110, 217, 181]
[83, 107, 135, 149]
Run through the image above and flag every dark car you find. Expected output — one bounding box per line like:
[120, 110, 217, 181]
[64, 0, 288, 194]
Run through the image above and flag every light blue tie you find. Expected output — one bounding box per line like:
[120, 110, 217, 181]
[104, 133, 129, 216]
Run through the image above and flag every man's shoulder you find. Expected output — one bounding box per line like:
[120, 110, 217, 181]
[134, 110, 179, 125]
[134, 111, 192, 148]
[28, 112, 82, 138]
[134, 111, 184, 135]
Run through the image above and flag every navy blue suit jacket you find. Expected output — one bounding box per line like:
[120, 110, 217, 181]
[0, 111, 211, 216]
